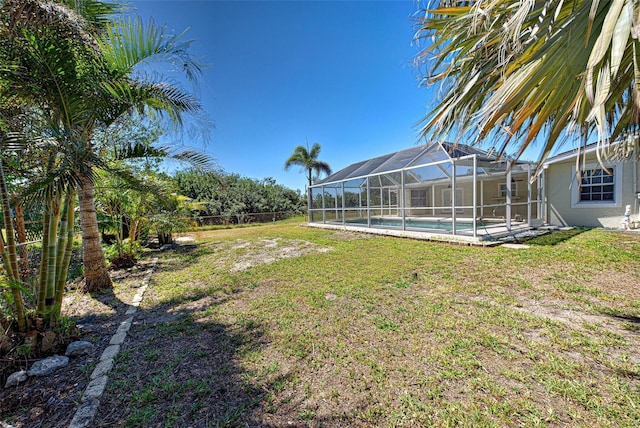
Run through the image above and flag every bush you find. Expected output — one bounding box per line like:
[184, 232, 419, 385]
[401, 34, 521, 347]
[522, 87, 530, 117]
[109, 253, 137, 269]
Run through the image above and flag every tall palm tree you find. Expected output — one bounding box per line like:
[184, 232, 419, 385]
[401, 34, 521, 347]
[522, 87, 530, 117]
[0, 0, 207, 292]
[285, 141, 332, 188]
[78, 16, 205, 292]
[414, 0, 640, 168]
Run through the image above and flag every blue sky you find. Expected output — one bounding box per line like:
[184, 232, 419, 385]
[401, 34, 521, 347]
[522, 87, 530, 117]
[130, 0, 430, 192]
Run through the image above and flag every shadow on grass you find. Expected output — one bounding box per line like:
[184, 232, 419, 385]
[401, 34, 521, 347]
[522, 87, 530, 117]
[78, 243, 375, 426]
[84, 246, 285, 427]
[605, 312, 640, 333]
[91, 290, 281, 427]
[610, 314, 640, 324]
[526, 228, 590, 246]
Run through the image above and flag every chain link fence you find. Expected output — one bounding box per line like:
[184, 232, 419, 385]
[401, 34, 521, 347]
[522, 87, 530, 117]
[193, 210, 303, 227]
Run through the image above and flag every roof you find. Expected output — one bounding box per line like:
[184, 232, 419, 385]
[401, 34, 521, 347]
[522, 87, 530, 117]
[543, 142, 599, 165]
[544, 136, 639, 165]
[314, 141, 529, 186]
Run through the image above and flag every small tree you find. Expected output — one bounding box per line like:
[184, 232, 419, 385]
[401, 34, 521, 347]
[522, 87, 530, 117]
[284, 141, 331, 189]
[0, 132, 77, 332]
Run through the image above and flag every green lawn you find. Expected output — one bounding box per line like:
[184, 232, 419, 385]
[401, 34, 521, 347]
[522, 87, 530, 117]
[103, 218, 640, 427]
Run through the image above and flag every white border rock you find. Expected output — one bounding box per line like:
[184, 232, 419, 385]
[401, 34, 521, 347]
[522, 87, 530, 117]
[69, 257, 157, 428]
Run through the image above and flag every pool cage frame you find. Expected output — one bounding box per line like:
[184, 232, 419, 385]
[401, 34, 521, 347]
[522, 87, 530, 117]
[308, 142, 542, 241]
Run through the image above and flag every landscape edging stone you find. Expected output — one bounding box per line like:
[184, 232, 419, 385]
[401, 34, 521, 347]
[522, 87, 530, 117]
[68, 257, 158, 428]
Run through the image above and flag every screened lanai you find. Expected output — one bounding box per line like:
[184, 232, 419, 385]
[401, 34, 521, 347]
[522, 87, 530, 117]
[308, 142, 542, 243]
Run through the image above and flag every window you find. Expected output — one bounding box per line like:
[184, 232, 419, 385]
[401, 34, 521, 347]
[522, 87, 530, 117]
[571, 162, 621, 208]
[499, 182, 517, 198]
[579, 167, 614, 202]
[410, 189, 427, 207]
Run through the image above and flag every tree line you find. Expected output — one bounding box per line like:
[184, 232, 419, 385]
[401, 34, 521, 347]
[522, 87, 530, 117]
[174, 170, 305, 223]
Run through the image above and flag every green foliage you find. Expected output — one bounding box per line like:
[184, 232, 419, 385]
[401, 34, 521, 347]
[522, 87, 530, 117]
[1, 0, 210, 295]
[174, 169, 305, 219]
[53, 316, 76, 337]
[284, 141, 331, 187]
[15, 344, 32, 356]
[104, 238, 142, 262]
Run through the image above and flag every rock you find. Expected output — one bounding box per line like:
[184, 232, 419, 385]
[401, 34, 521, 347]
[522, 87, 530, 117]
[81, 376, 108, 402]
[502, 243, 530, 249]
[100, 344, 120, 361]
[69, 399, 100, 428]
[40, 331, 57, 353]
[4, 370, 27, 388]
[66, 341, 94, 357]
[27, 355, 69, 376]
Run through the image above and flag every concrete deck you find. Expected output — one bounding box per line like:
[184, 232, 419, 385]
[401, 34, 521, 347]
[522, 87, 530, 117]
[306, 219, 536, 246]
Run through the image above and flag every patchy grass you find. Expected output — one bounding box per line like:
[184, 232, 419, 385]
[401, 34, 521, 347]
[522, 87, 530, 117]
[97, 219, 640, 426]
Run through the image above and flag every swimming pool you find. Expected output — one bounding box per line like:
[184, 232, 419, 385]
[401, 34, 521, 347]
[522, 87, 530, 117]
[345, 217, 476, 231]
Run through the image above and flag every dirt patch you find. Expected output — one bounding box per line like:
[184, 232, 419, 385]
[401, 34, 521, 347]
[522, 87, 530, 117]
[329, 231, 374, 240]
[514, 297, 636, 337]
[469, 294, 640, 364]
[224, 238, 331, 272]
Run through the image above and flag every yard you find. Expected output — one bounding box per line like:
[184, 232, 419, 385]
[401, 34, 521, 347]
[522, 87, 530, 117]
[4, 217, 640, 426]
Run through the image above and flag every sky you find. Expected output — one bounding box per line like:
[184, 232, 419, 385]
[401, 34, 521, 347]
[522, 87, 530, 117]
[130, 0, 431, 192]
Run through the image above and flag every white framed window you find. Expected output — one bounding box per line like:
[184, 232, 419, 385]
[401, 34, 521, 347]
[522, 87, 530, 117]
[499, 182, 517, 198]
[571, 162, 622, 208]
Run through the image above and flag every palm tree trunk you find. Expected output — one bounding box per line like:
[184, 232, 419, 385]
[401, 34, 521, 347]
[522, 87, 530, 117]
[14, 202, 28, 275]
[53, 190, 75, 323]
[38, 155, 55, 313]
[44, 193, 62, 319]
[78, 177, 112, 292]
[37, 196, 51, 314]
[0, 156, 26, 331]
[129, 217, 140, 255]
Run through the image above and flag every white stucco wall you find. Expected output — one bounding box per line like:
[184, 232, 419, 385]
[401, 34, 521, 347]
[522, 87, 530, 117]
[545, 154, 639, 227]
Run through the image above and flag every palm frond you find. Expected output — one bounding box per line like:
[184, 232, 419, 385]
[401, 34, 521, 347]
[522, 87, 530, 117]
[98, 16, 205, 82]
[415, 0, 640, 166]
[1, 0, 100, 50]
[102, 79, 202, 126]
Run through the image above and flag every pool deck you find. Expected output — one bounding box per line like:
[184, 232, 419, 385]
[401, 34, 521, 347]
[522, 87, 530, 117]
[306, 218, 535, 246]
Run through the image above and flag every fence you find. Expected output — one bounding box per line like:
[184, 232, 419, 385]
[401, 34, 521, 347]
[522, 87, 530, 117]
[193, 211, 302, 227]
[22, 220, 43, 242]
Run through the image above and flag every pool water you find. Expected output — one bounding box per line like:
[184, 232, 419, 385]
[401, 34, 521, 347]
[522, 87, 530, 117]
[346, 217, 475, 231]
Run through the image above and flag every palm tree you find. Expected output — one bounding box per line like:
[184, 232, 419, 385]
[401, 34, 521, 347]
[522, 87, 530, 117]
[414, 0, 640, 168]
[0, 133, 28, 331]
[285, 141, 332, 188]
[0, 0, 207, 292]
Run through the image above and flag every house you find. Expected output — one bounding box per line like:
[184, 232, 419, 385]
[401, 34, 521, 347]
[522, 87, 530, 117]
[307, 141, 543, 244]
[541, 140, 640, 228]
